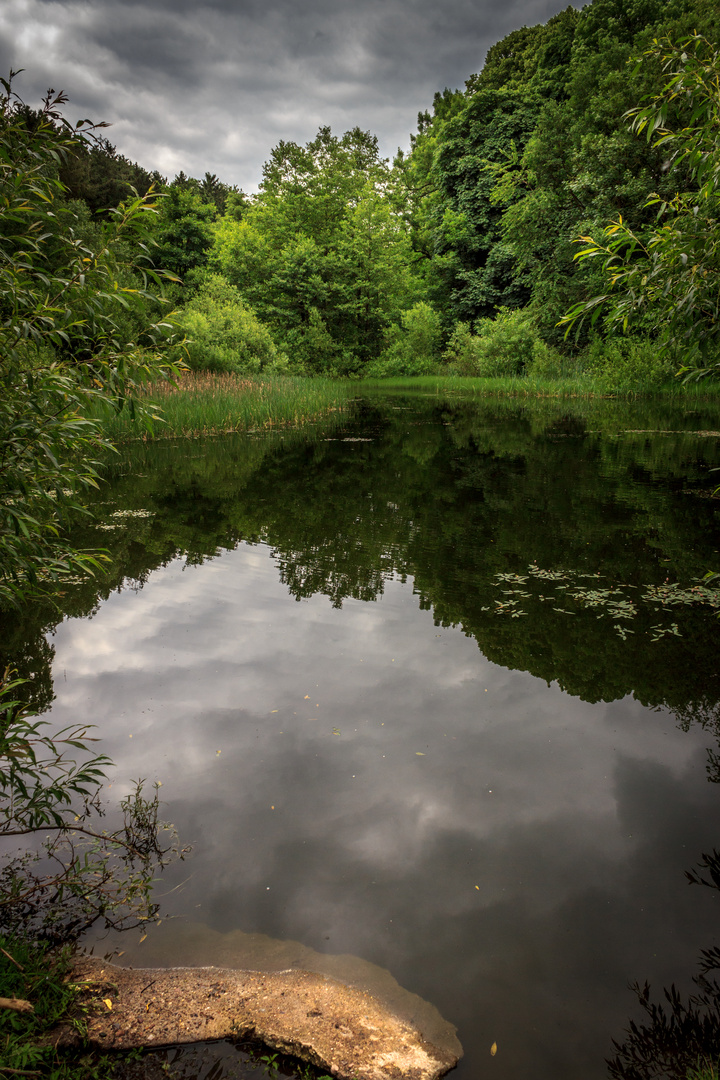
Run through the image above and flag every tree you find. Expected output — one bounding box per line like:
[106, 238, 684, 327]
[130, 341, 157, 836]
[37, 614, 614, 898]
[559, 34, 720, 374]
[153, 183, 217, 279]
[430, 88, 542, 321]
[0, 74, 181, 609]
[0, 76, 186, 942]
[211, 127, 420, 373]
[57, 134, 163, 215]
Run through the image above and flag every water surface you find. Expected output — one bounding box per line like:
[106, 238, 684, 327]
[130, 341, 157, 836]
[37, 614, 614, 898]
[4, 393, 720, 1080]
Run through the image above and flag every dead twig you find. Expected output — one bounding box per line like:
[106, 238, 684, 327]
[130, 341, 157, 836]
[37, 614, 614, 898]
[0, 996, 34, 1013]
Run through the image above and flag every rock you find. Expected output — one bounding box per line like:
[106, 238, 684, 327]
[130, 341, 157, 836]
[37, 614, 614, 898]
[54, 957, 461, 1080]
[94, 921, 460, 1058]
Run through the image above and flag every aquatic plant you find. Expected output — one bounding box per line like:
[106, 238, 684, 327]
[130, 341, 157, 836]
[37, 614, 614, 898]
[609, 851, 720, 1080]
[0, 668, 185, 944]
[94, 372, 354, 440]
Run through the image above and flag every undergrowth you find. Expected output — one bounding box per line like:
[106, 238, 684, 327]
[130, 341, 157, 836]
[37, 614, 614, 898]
[0, 934, 116, 1078]
[93, 373, 354, 440]
[357, 373, 720, 399]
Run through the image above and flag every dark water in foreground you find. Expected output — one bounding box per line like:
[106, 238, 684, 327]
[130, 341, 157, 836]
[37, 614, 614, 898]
[5, 393, 720, 1080]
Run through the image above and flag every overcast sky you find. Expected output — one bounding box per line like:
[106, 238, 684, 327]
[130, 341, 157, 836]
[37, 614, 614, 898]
[1, 0, 581, 191]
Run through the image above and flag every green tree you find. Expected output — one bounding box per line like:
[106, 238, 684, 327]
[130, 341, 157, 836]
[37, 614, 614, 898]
[0, 74, 180, 609]
[153, 183, 217, 279]
[211, 127, 420, 373]
[560, 34, 720, 374]
[0, 77, 185, 945]
[58, 134, 163, 215]
[430, 88, 542, 321]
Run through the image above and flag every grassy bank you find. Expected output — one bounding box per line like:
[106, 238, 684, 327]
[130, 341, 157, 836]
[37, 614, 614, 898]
[96, 370, 720, 446]
[357, 373, 720, 399]
[90, 369, 720, 447]
[96, 372, 355, 441]
[0, 935, 114, 1079]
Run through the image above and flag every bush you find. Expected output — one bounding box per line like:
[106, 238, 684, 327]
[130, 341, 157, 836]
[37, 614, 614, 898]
[176, 274, 290, 374]
[525, 339, 576, 378]
[0, 76, 180, 609]
[444, 307, 545, 376]
[367, 302, 442, 376]
[580, 336, 677, 389]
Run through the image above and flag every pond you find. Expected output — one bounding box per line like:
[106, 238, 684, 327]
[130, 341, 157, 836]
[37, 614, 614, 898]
[4, 390, 720, 1080]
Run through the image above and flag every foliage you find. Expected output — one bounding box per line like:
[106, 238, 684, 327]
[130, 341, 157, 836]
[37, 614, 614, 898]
[0, 75, 181, 610]
[579, 335, 676, 389]
[57, 134, 164, 216]
[367, 301, 442, 376]
[96, 371, 354, 439]
[152, 183, 217, 279]
[608, 849, 720, 1080]
[466, 5, 578, 98]
[0, 935, 106, 1079]
[443, 307, 549, 376]
[175, 274, 290, 375]
[211, 127, 420, 374]
[427, 88, 542, 322]
[0, 668, 183, 943]
[0, 80, 184, 969]
[560, 34, 720, 374]
[396, 0, 720, 360]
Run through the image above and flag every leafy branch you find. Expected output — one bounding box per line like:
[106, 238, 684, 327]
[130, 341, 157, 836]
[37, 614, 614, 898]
[559, 34, 720, 375]
[0, 667, 187, 944]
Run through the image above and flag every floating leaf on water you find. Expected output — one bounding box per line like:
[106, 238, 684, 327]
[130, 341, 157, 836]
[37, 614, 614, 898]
[491, 1042, 497, 1056]
[416, 752, 426, 756]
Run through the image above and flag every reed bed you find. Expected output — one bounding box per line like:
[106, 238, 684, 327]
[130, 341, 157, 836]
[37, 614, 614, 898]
[97, 372, 354, 440]
[358, 373, 720, 399]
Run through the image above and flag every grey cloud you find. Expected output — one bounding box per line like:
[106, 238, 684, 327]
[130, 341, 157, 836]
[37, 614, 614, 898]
[1, 0, 581, 189]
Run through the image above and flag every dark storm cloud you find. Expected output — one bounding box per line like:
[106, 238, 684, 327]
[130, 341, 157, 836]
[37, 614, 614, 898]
[0, 0, 576, 188]
[2, 0, 578, 188]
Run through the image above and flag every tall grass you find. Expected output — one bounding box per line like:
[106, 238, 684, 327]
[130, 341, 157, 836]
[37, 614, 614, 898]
[358, 373, 720, 399]
[96, 372, 354, 440]
[94, 370, 720, 444]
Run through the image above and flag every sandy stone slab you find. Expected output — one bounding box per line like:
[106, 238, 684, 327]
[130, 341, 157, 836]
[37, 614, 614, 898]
[55, 958, 460, 1080]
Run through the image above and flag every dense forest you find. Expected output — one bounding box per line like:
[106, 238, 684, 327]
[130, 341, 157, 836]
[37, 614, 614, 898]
[42, 0, 720, 383]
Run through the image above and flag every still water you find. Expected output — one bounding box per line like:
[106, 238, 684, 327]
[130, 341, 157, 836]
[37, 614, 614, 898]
[6, 392, 720, 1079]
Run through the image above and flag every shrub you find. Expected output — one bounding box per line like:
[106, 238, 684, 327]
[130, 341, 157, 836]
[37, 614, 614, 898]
[177, 274, 290, 374]
[580, 336, 677, 389]
[367, 302, 442, 376]
[444, 307, 545, 376]
[525, 339, 576, 378]
[0, 76, 180, 609]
